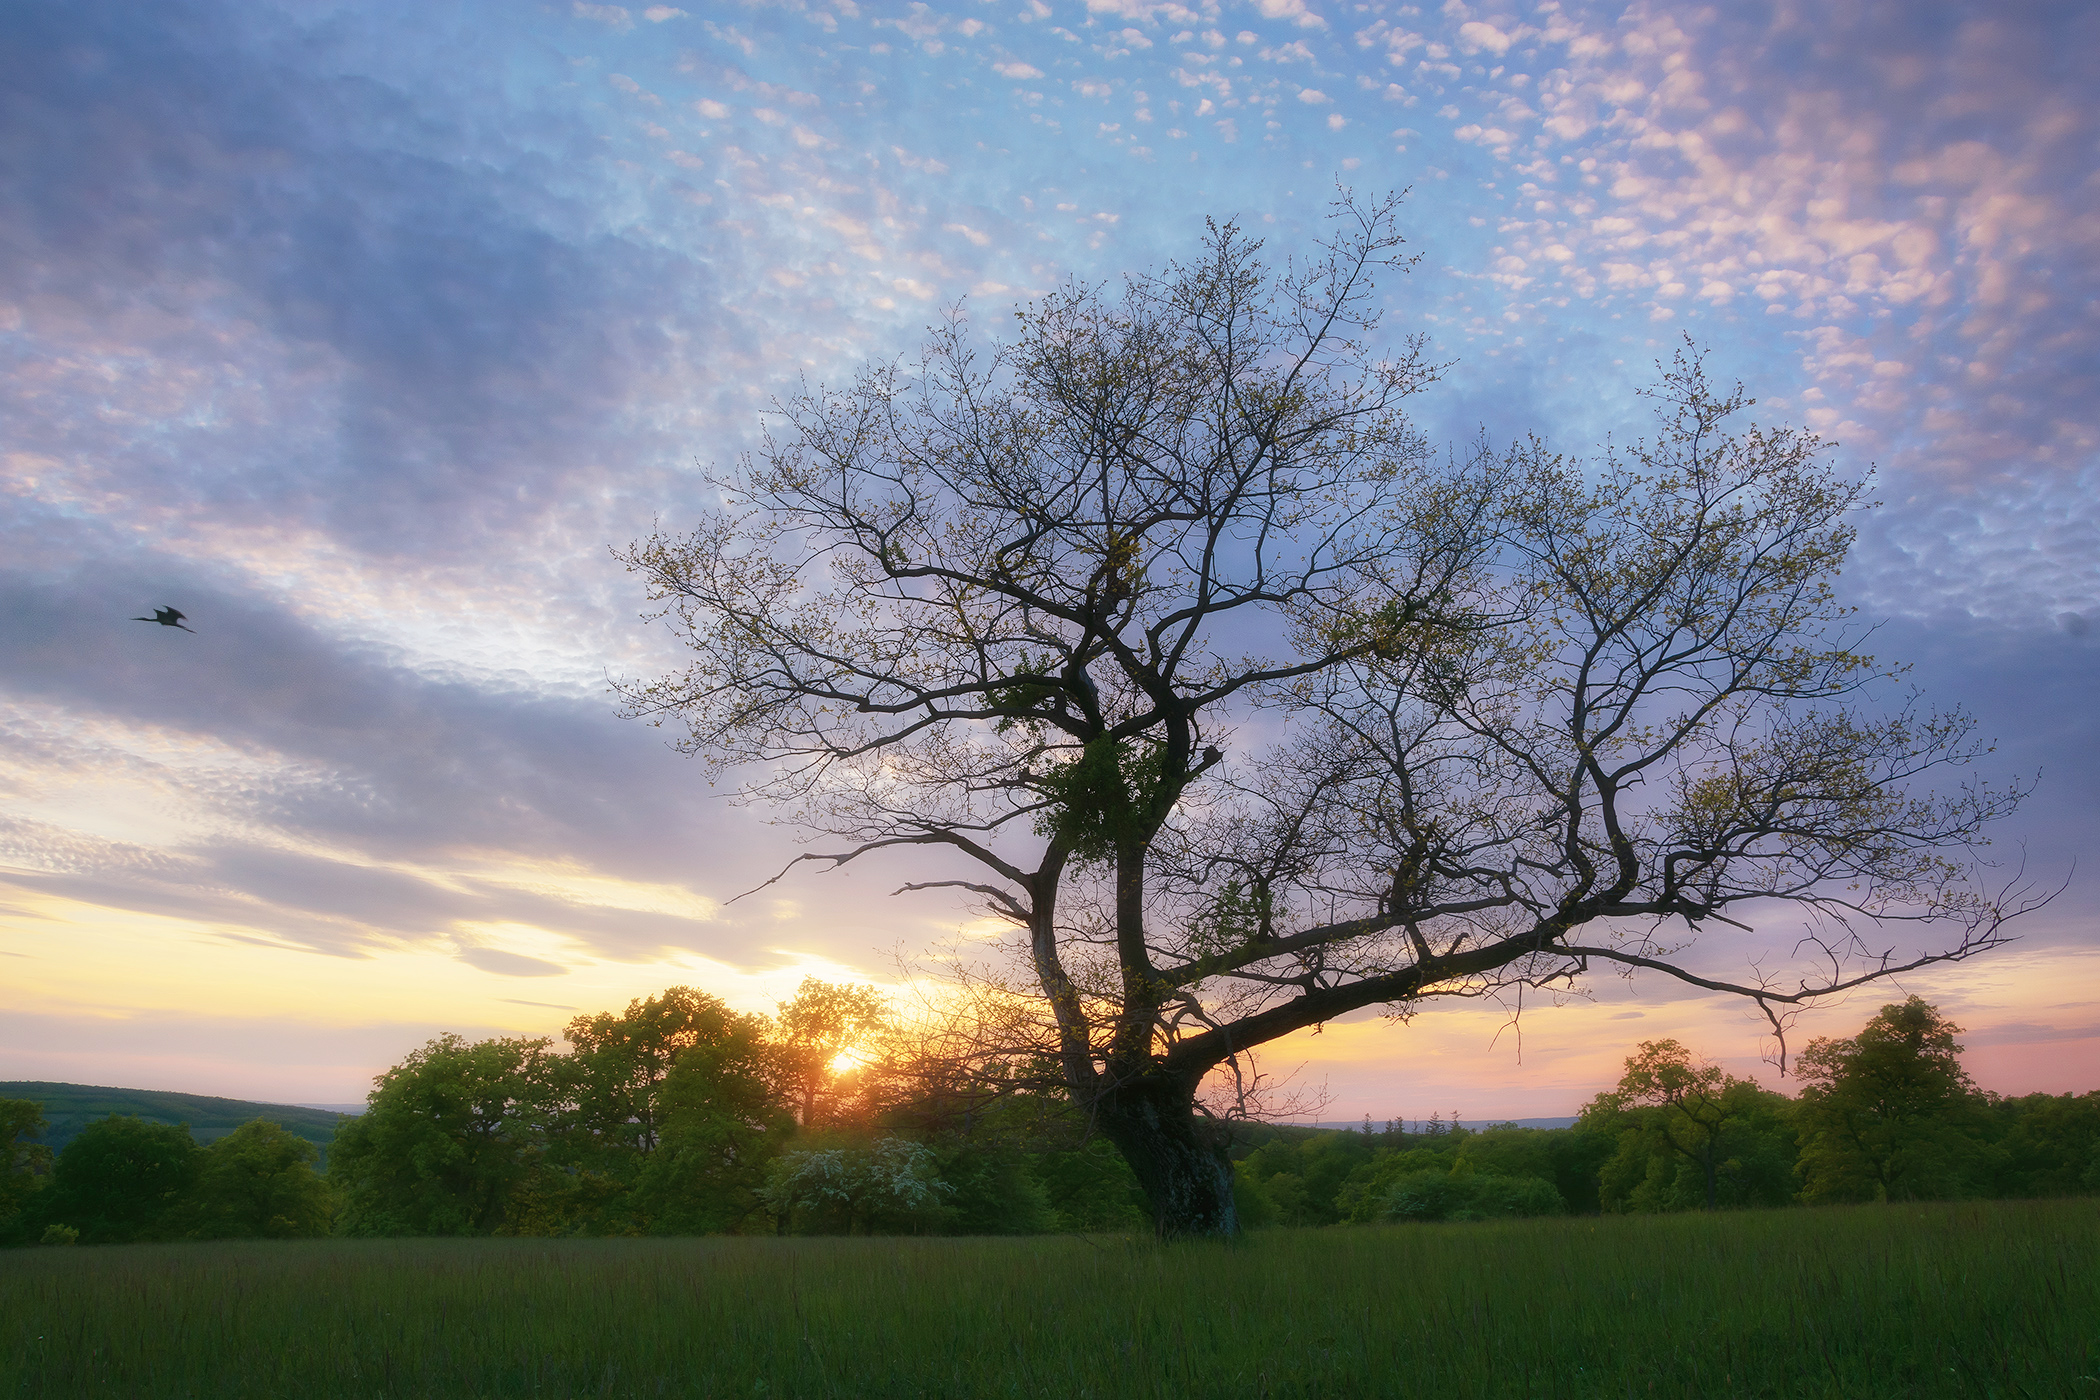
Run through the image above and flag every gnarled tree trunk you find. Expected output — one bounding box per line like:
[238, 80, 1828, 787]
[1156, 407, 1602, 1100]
[1090, 1071, 1238, 1239]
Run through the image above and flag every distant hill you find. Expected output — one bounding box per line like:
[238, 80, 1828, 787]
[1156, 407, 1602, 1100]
[0, 1081, 352, 1160]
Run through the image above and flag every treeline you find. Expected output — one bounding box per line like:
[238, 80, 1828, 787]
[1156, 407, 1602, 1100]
[4, 991, 2095, 1245]
[0, 1109, 328, 1246]
[0, 981, 1149, 1245]
[1236, 997, 2100, 1227]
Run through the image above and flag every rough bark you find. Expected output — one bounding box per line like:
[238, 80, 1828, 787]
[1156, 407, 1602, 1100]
[1089, 1072, 1238, 1240]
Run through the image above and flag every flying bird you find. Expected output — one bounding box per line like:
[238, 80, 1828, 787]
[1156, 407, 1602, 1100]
[133, 607, 196, 633]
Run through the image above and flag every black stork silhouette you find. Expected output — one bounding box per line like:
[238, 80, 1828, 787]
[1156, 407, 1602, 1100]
[133, 606, 196, 633]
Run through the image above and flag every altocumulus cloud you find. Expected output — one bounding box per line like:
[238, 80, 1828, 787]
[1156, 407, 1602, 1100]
[0, 0, 2091, 1103]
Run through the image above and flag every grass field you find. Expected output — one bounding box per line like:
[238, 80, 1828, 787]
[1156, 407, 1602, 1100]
[3, 1199, 2094, 1398]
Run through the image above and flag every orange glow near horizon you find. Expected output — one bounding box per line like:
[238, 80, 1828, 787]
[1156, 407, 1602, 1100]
[3, 860, 2092, 1117]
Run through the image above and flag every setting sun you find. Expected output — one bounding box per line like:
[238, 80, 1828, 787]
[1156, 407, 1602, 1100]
[827, 1048, 869, 1077]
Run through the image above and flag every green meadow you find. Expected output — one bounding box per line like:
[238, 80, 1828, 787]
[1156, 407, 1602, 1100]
[5, 1199, 2093, 1399]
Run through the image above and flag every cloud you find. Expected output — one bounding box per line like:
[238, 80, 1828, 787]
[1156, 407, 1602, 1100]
[0, 0, 2089, 1115]
[1455, 20, 1515, 55]
[1376, 0, 2100, 627]
[458, 948, 569, 977]
[1083, 0, 1209, 22]
[0, 4, 740, 563]
[0, 557, 794, 964]
[1254, 0, 1325, 30]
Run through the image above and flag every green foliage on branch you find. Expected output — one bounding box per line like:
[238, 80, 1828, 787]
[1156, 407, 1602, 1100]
[1034, 736, 1174, 862]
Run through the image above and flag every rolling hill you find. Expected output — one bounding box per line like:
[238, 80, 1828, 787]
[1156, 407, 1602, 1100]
[0, 1081, 354, 1159]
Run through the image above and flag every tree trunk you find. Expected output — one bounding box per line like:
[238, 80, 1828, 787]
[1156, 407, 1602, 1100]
[1092, 1072, 1239, 1240]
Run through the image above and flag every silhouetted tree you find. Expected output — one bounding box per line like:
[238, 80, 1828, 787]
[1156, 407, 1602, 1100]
[771, 978, 889, 1126]
[621, 194, 2028, 1236]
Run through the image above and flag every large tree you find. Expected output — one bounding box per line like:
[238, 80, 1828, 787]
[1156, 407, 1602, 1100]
[32, 1115, 199, 1244]
[564, 986, 768, 1156]
[619, 196, 2026, 1237]
[185, 1118, 332, 1239]
[1793, 996, 1992, 1202]
[1581, 1039, 1794, 1212]
[329, 1033, 555, 1236]
[771, 977, 890, 1126]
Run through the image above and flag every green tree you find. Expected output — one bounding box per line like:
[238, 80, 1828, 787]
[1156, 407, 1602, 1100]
[1793, 997, 1991, 1203]
[1239, 1131, 1379, 1227]
[628, 1021, 793, 1234]
[32, 1115, 199, 1244]
[184, 1119, 332, 1239]
[620, 196, 2028, 1237]
[1031, 1135, 1149, 1233]
[1583, 1039, 1795, 1210]
[931, 1138, 1057, 1235]
[1987, 1091, 2100, 1198]
[564, 987, 770, 1158]
[1332, 1145, 1456, 1224]
[1, 1098, 52, 1240]
[329, 1033, 556, 1236]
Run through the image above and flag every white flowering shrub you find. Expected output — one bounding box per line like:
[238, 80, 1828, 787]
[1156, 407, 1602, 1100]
[758, 1138, 954, 1235]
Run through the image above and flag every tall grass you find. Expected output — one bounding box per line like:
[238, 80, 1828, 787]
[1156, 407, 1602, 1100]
[4, 1199, 2093, 1398]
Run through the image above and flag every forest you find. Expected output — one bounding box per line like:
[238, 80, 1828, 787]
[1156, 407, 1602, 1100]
[3, 982, 2095, 1247]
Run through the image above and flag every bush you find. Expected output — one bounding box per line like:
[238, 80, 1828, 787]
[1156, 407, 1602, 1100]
[1033, 1137, 1148, 1233]
[760, 1138, 954, 1235]
[935, 1141, 1056, 1235]
[1381, 1169, 1564, 1223]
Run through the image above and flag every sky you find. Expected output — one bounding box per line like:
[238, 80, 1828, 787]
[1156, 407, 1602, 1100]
[1, 0, 2094, 1119]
